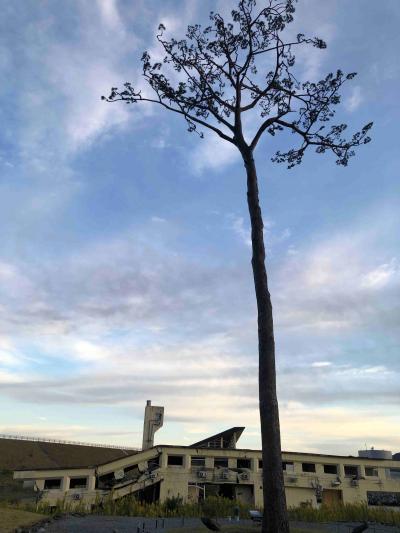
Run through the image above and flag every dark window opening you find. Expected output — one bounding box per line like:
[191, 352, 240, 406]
[191, 456, 205, 467]
[214, 457, 228, 468]
[44, 478, 61, 490]
[389, 468, 400, 479]
[96, 471, 115, 489]
[367, 491, 400, 507]
[302, 463, 316, 473]
[258, 459, 263, 469]
[148, 456, 161, 471]
[237, 458, 251, 469]
[123, 464, 140, 481]
[282, 461, 294, 472]
[344, 465, 359, 477]
[69, 477, 87, 489]
[152, 455, 161, 466]
[168, 455, 184, 466]
[365, 467, 378, 477]
[323, 464, 338, 475]
[135, 481, 160, 503]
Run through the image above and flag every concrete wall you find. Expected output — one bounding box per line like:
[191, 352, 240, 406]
[14, 446, 400, 510]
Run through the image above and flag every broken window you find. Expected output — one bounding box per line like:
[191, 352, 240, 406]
[323, 464, 338, 475]
[237, 458, 251, 469]
[282, 461, 294, 472]
[44, 478, 62, 490]
[191, 456, 205, 467]
[365, 467, 378, 477]
[214, 457, 228, 468]
[69, 477, 87, 489]
[148, 456, 161, 471]
[302, 463, 316, 473]
[367, 491, 400, 507]
[167, 455, 184, 466]
[344, 465, 359, 477]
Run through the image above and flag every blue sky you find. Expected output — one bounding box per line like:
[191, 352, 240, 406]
[0, 0, 399, 455]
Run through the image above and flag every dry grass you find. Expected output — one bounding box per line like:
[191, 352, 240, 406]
[0, 438, 133, 471]
[288, 502, 400, 526]
[0, 507, 46, 532]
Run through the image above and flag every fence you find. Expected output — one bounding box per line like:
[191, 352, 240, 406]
[0, 433, 139, 451]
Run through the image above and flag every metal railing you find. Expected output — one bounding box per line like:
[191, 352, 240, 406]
[0, 433, 139, 451]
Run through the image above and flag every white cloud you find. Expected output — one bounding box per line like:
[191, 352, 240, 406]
[231, 216, 251, 247]
[96, 0, 124, 31]
[228, 214, 290, 249]
[190, 134, 239, 174]
[311, 361, 332, 368]
[345, 86, 363, 112]
[362, 259, 398, 289]
[273, 218, 400, 334]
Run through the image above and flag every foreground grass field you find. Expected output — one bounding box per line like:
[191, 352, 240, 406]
[0, 507, 46, 532]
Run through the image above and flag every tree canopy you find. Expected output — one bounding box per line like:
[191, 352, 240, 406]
[103, 0, 372, 166]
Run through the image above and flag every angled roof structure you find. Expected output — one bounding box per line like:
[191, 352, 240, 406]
[189, 427, 245, 449]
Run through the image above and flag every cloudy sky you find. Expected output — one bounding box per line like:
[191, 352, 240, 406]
[0, 0, 399, 456]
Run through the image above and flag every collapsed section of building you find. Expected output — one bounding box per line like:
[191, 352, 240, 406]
[9, 401, 400, 510]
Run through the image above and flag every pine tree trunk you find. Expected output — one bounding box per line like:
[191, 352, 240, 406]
[244, 150, 290, 533]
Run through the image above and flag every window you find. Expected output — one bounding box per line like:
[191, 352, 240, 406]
[389, 468, 400, 480]
[258, 459, 263, 469]
[69, 477, 87, 489]
[168, 455, 184, 466]
[148, 456, 160, 469]
[44, 478, 62, 490]
[237, 458, 251, 469]
[191, 456, 205, 467]
[344, 465, 359, 477]
[323, 464, 338, 475]
[302, 463, 316, 473]
[367, 491, 400, 507]
[282, 462, 294, 472]
[214, 457, 228, 468]
[365, 467, 378, 477]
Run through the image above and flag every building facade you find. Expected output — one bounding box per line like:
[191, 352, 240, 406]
[13, 427, 400, 510]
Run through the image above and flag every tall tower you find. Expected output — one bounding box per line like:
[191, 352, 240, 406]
[142, 400, 164, 450]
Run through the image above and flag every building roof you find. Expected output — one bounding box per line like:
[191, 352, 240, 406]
[0, 438, 136, 471]
[189, 427, 245, 449]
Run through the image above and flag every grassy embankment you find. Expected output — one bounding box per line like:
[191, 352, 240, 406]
[0, 506, 47, 533]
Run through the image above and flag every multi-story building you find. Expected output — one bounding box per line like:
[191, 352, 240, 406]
[12, 404, 400, 510]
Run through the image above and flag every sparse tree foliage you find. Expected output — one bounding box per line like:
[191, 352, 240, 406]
[103, 1, 372, 531]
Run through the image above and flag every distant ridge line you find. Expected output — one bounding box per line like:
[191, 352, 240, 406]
[0, 433, 139, 451]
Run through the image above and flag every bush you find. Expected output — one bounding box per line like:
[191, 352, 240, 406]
[94, 494, 251, 519]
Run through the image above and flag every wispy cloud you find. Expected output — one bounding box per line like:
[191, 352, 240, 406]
[345, 86, 363, 112]
[190, 134, 239, 174]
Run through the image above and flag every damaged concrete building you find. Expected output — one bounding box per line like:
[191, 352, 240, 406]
[10, 401, 400, 510]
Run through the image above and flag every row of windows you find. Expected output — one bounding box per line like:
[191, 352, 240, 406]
[169, 455, 384, 477]
[44, 477, 87, 490]
[169, 455, 253, 468]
